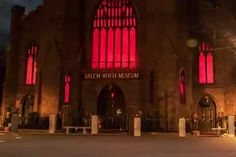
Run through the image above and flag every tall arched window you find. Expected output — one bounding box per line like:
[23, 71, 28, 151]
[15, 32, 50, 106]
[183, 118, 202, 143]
[198, 42, 214, 84]
[64, 74, 71, 103]
[179, 69, 186, 104]
[92, 0, 137, 69]
[26, 44, 37, 85]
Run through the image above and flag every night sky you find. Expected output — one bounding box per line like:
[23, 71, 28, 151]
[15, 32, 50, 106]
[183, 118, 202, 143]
[0, 0, 42, 52]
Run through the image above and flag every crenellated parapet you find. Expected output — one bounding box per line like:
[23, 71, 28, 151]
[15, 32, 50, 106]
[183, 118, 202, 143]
[22, 5, 44, 21]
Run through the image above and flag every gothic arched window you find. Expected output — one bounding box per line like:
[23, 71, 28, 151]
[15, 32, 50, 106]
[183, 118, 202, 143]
[26, 44, 37, 85]
[92, 0, 137, 69]
[179, 69, 186, 104]
[198, 42, 214, 84]
[64, 74, 71, 103]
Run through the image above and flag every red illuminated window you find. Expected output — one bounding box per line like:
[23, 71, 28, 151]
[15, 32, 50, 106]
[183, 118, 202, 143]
[92, 0, 137, 69]
[179, 69, 186, 104]
[64, 74, 71, 103]
[26, 44, 37, 85]
[198, 42, 214, 84]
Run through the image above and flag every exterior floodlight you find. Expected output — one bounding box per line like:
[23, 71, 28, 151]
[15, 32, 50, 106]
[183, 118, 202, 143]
[186, 39, 198, 48]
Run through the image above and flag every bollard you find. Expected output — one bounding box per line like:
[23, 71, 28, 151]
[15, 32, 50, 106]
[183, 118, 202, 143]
[179, 118, 186, 137]
[0, 116, 3, 128]
[223, 119, 227, 129]
[134, 117, 141, 137]
[49, 115, 57, 134]
[228, 116, 235, 136]
[11, 114, 19, 133]
[91, 115, 98, 135]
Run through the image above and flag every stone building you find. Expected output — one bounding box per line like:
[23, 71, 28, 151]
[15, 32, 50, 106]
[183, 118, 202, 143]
[0, 51, 5, 113]
[1, 0, 236, 132]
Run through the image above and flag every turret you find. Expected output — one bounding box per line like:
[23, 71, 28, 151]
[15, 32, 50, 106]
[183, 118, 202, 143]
[9, 5, 25, 38]
[1, 5, 25, 117]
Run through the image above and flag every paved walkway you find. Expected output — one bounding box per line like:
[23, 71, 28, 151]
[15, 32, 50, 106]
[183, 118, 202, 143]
[0, 132, 236, 157]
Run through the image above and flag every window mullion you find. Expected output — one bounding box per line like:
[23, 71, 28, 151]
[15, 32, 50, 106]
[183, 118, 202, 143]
[92, 0, 136, 69]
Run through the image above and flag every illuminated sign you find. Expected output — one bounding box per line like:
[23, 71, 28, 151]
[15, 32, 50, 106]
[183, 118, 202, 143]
[83, 72, 141, 80]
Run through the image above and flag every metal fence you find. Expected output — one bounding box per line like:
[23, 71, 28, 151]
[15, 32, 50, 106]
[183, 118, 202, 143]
[18, 113, 62, 130]
[141, 117, 177, 132]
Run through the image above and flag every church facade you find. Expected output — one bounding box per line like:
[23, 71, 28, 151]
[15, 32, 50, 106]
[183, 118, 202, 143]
[1, 0, 236, 132]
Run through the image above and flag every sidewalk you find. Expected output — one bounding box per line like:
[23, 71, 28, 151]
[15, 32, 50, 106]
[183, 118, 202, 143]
[1, 129, 234, 137]
[0, 129, 182, 136]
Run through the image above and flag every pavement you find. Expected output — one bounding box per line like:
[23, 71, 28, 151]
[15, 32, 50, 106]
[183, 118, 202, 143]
[0, 131, 236, 157]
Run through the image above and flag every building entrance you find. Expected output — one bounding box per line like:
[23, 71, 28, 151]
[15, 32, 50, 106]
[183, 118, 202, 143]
[21, 94, 34, 117]
[97, 84, 126, 130]
[198, 95, 217, 134]
[20, 94, 34, 127]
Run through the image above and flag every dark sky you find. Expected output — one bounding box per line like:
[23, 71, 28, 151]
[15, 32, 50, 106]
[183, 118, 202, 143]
[0, 0, 42, 51]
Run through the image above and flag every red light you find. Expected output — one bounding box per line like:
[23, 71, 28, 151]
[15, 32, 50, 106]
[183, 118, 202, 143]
[111, 92, 115, 98]
[122, 27, 128, 68]
[130, 28, 136, 68]
[180, 82, 184, 95]
[115, 28, 121, 68]
[64, 75, 71, 103]
[207, 52, 214, 83]
[26, 45, 37, 85]
[100, 28, 106, 68]
[32, 61, 37, 84]
[107, 28, 114, 68]
[179, 70, 186, 104]
[26, 55, 33, 85]
[91, 0, 137, 69]
[199, 52, 206, 84]
[198, 43, 214, 84]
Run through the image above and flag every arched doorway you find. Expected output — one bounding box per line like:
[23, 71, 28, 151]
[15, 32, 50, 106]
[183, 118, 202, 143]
[20, 94, 34, 125]
[97, 84, 126, 130]
[198, 95, 217, 134]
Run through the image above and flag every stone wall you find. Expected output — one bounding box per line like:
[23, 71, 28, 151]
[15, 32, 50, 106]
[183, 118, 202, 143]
[1, 0, 236, 131]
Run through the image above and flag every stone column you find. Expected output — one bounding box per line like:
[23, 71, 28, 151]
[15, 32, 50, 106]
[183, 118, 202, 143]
[91, 115, 98, 135]
[134, 117, 141, 137]
[49, 114, 57, 134]
[179, 118, 186, 137]
[228, 116, 235, 136]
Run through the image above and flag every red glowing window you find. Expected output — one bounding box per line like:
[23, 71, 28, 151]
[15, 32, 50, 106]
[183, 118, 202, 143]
[92, 0, 137, 69]
[26, 44, 37, 85]
[179, 70, 186, 104]
[64, 74, 71, 103]
[111, 92, 115, 98]
[198, 42, 214, 84]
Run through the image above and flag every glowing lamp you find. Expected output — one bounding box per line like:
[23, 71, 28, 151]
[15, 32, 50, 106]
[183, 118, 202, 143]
[111, 92, 115, 98]
[186, 38, 198, 48]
